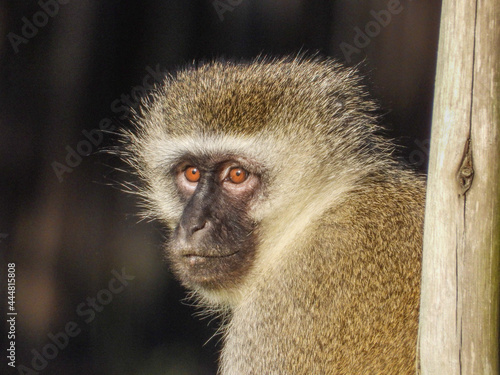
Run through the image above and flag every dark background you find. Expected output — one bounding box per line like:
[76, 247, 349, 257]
[0, 1, 441, 374]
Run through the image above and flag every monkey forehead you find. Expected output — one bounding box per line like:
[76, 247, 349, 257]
[142, 132, 289, 173]
[148, 58, 374, 137]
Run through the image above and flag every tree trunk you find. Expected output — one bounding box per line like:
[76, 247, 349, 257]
[418, 0, 500, 374]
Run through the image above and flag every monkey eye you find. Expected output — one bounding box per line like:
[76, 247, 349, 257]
[184, 166, 200, 183]
[228, 167, 248, 184]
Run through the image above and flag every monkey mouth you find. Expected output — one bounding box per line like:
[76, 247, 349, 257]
[166, 245, 255, 291]
[183, 251, 240, 264]
[173, 250, 246, 290]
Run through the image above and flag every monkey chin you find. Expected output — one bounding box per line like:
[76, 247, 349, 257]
[167, 246, 253, 295]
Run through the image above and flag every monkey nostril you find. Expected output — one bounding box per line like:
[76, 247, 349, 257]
[179, 217, 210, 238]
[189, 220, 208, 235]
[193, 221, 205, 232]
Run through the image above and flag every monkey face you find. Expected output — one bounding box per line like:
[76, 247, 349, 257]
[124, 59, 387, 305]
[166, 154, 260, 291]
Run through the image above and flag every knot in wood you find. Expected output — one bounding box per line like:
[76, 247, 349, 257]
[456, 138, 474, 195]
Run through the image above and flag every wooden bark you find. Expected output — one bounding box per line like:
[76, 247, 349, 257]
[418, 0, 500, 374]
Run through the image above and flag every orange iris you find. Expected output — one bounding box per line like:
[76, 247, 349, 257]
[229, 168, 247, 184]
[185, 167, 200, 182]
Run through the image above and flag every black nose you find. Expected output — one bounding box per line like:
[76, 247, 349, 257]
[178, 178, 214, 238]
[179, 216, 209, 238]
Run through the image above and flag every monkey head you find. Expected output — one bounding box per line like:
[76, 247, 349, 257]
[123, 58, 390, 306]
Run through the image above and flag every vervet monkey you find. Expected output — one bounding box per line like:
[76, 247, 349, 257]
[122, 57, 425, 374]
